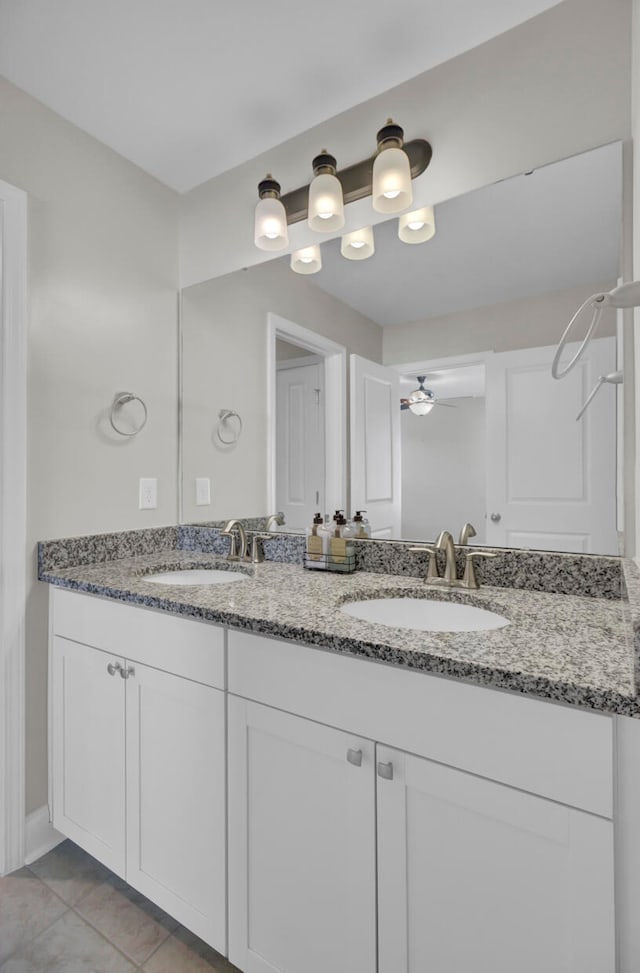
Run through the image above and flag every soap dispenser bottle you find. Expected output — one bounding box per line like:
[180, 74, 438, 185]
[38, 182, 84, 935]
[306, 512, 326, 568]
[352, 510, 371, 538]
[330, 511, 355, 569]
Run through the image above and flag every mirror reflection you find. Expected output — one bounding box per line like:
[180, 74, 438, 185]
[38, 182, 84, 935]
[181, 141, 623, 555]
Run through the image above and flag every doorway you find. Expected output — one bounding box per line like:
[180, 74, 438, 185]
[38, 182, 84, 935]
[267, 314, 347, 528]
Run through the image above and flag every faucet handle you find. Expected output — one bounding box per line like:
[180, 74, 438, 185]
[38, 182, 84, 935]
[250, 534, 272, 564]
[462, 550, 497, 589]
[220, 528, 240, 560]
[408, 546, 440, 582]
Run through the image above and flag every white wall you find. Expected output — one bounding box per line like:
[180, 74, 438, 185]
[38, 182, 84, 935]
[383, 280, 618, 364]
[179, 0, 631, 287]
[181, 260, 381, 523]
[0, 77, 179, 813]
[402, 397, 486, 542]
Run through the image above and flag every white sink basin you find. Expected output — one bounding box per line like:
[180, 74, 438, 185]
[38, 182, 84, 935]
[341, 597, 509, 633]
[144, 569, 247, 586]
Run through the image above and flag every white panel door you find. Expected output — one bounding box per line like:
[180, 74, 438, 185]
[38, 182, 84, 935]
[228, 696, 376, 973]
[126, 662, 226, 952]
[51, 636, 126, 876]
[276, 361, 325, 528]
[350, 354, 401, 536]
[485, 337, 617, 553]
[377, 745, 615, 973]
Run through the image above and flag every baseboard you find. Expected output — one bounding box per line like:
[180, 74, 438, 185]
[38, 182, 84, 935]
[24, 805, 64, 865]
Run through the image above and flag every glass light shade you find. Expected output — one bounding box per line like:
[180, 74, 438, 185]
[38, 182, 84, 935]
[372, 146, 413, 213]
[407, 389, 435, 415]
[254, 196, 289, 251]
[290, 245, 322, 275]
[398, 205, 436, 244]
[341, 226, 375, 261]
[308, 173, 345, 231]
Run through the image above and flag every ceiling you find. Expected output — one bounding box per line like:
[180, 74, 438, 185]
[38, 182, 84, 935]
[0, 0, 563, 192]
[307, 141, 621, 326]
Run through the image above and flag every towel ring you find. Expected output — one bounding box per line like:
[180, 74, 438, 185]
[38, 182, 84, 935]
[110, 392, 148, 437]
[217, 409, 243, 445]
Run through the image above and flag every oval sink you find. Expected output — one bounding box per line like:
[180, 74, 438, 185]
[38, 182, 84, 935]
[341, 597, 509, 633]
[143, 569, 247, 586]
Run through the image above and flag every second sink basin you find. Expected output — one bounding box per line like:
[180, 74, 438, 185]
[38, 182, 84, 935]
[143, 569, 247, 586]
[341, 597, 509, 632]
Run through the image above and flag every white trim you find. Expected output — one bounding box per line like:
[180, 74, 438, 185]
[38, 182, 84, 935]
[24, 805, 64, 866]
[0, 179, 27, 876]
[276, 353, 322, 371]
[390, 350, 494, 377]
[266, 313, 346, 518]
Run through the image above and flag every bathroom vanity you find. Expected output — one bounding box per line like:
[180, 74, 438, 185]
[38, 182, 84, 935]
[40, 530, 639, 973]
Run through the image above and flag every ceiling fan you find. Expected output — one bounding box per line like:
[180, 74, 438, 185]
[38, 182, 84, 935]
[400, 376, 456, 415]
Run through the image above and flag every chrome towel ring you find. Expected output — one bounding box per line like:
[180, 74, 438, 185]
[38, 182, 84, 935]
[217, 409, 243, 445]
[110, 392, 148, 437]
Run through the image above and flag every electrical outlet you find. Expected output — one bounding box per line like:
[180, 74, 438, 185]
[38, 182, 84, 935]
[195, 477, 211, 506]
[139, 477, 158, 509]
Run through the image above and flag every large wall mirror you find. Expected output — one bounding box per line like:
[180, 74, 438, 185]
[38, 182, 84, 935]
[180, 140, 625, 555]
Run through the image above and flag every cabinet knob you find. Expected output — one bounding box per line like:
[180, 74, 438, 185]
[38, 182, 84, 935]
[346, 748, 363, 767]
[120, 666, 135, 680]
[377, 761, 394, 780]
[490, 512, 501, 523]
[107, 662, 122, 677]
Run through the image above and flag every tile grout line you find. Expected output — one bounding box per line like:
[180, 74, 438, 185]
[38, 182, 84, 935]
[69, 896, 174, 970]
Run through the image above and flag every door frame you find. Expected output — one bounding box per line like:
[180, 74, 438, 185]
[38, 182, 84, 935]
[0, 178, 28, 875]
[267, 313, 346, 518]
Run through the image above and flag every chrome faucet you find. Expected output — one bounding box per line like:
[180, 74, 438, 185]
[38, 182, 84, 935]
[265, 512, 284, 531]
[220, 519, 248, 561]
[435, 530, 458, 583]
[458, 522, 477, 546]
[409, 528, 496, 589]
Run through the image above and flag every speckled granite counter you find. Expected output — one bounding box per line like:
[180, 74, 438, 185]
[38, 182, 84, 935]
[39, 547, 639, 718]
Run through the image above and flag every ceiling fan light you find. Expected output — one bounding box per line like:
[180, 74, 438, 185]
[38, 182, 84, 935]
[254, 175, 289, 251]
[407, 377, 435, 415]
[290, 245, 322, 275]
[398, 205, 436, 244]
[341, 226, 375, 260]
[372, 121, 412, 214]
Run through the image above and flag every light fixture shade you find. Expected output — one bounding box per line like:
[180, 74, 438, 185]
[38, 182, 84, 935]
[372, 146, 412, 213]
[398, 205, 436, 244]
[254, 195, 288, 250]
[341, 226, 375, 260]
[290, 245, 322, 275]
[408, 388, 435, 415]
[308, 172, 345, 231]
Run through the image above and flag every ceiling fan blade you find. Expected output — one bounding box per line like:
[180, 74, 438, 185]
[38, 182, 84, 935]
[433, 401, 456, 408]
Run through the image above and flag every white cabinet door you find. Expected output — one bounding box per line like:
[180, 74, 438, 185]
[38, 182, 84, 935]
[228, 696, 377, 973]
[125, 662, 226, 952]
[51, 636, 126, 876]
[377, 745, 615, 973]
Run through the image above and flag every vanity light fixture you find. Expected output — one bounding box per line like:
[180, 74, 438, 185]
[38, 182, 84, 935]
[254, 175, 289, 251]
[372, 120, 413, 214]
[253, 122, 431, 250]
[398, 205, 436, 244]
[290, 245, 322, 275]
[341, 226, 375, 260]
[308, 152, 345, 232]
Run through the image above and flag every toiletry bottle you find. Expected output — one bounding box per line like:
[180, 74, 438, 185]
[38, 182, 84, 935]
[352, 510, 370, 538]
[330, 512, 348, 565]
[318, 515, 332, 555]
[306, 512, 325, 567]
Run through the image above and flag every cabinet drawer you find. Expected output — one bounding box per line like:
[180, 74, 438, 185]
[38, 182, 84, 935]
[227, 629, 613, 817]
[52, 588, 224, 689]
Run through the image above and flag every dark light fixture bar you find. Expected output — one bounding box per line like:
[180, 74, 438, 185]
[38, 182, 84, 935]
[280, 138, 432, 226]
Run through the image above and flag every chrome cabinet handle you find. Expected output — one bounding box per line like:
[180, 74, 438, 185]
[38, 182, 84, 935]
[120, 666, 135, 680]
[107, 662, 122, 677]
[377, 761, 394, 780]
[490, 512, 501, 523]
[347, 748, 363, 767]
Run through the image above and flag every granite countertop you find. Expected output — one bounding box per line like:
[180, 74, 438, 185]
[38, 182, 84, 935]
[40, 549, 639, 717]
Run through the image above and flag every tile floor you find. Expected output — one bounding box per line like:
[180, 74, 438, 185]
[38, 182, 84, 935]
[0, 839, 241, 972]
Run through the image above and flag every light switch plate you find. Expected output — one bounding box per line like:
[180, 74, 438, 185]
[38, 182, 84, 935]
[195, 477, 211, 506]
[139, 477, 158, 509]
